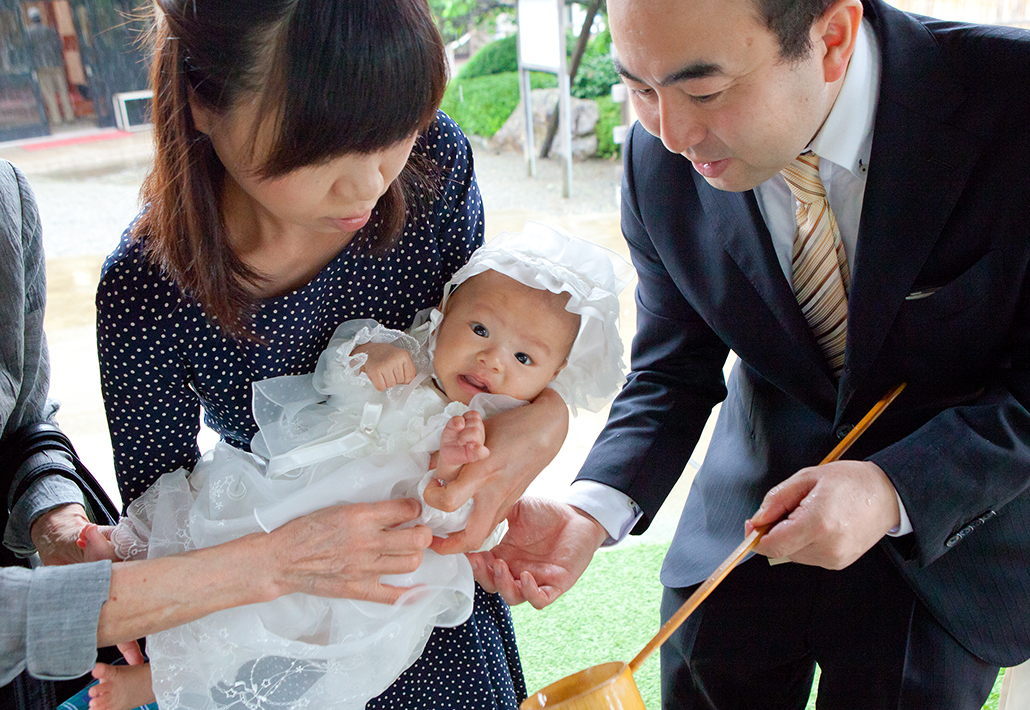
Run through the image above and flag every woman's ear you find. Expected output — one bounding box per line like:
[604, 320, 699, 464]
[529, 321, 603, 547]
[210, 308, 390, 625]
[189, 94, 215, 135]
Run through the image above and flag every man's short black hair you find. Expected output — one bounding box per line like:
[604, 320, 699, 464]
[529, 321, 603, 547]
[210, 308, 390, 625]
[755, 0, 839, 61]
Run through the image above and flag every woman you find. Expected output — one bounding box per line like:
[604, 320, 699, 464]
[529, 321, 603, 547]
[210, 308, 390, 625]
[94, 1, 568, 707]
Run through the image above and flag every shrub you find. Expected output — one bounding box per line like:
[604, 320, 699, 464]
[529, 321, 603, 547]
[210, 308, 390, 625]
[572, 51, 620, 100]
[456, 34, 518, 80]
[441, 71, 558, 138]
[594, 94, 622, 160]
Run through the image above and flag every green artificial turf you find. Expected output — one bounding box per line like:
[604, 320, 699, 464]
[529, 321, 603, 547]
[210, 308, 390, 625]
[510, 541, 1005, 709]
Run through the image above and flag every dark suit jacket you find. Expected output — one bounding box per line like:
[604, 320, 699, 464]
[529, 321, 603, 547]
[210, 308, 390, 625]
[578, 0, 1030, 666]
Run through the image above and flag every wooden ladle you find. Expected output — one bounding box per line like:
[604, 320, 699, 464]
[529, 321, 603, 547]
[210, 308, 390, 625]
[521, 382, 907, 710]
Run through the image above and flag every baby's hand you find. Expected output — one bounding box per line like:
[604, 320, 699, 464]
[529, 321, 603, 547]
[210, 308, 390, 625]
[437, 411, 490, 476]
[355, 342, 417, 391]
[76, 524, 120, 562]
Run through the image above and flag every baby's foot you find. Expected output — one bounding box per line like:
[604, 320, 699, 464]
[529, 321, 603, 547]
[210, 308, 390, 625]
[88, 662, 155, 710]
[437, 411, 490, 474]
[76, 524, 119, 562]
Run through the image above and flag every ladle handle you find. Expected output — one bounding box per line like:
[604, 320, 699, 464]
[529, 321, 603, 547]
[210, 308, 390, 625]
[627, 382, 906, 674]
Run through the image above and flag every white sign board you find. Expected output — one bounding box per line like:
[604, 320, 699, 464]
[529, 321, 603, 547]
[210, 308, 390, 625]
[517, 0, 562, 71]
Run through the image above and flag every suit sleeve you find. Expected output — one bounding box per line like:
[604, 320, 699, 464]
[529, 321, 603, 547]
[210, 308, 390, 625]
[871, 270, 1030, 567]
[575, 125, 729, 531]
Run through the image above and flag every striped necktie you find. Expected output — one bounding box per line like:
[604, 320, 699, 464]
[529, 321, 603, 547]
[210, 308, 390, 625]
[781, 152, 851, 378]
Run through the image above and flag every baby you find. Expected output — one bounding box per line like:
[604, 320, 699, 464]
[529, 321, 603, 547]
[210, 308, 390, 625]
[75, 222, 630, 710]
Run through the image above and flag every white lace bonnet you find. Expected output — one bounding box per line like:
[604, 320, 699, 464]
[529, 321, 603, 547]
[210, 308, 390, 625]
[434, 221, 632, 414]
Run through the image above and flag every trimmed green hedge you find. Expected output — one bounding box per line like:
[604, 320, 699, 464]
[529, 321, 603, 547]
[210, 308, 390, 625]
[441, 71, 558, 139]
[455, 34, 518, 81]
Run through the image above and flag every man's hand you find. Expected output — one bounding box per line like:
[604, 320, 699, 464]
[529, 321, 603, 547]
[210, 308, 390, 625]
[747, 460, 901, 569]
[468, 497, 608, 609]
[30, 503, 91, 565]
[425, 388, 568, 554]
[355, 342, 417, 391]
[267, 498, 434, 604]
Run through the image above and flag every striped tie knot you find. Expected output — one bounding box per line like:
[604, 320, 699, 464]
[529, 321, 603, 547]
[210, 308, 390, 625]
[781, 152, 826, 203]
[780, 152, 850, 379]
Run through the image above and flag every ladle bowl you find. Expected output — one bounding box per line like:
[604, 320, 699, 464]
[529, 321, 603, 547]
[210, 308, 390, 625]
[520, 662, 645, 710]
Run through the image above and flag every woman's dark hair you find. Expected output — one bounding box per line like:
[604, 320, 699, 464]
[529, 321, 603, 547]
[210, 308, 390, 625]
[136, 0, 447, 337]
[753, 0, 838, 62]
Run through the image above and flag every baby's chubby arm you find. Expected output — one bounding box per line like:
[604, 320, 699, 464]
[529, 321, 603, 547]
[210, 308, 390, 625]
[354, 342, 417, 391]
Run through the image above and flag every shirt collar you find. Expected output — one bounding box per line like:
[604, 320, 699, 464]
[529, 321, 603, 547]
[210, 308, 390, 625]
[809, 19, 880, 178]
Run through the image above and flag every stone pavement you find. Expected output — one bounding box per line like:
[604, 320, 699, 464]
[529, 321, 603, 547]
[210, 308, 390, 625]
[1, 127, 715, 543]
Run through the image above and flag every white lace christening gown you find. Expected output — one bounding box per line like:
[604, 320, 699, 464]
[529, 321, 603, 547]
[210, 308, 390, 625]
[112, 320, 518, 710]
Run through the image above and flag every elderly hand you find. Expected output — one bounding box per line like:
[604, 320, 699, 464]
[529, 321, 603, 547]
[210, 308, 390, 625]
[468, 497, 608, 609]
[30, 502, 91, 565]
[747, 460, 901, 569]
[426, 388, 568, 555]
[266, 497, 434, 603]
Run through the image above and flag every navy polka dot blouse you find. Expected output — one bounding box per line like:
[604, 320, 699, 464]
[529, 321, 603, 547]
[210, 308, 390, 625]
[97, 113, 527, 708]
[98, 113, 481, 505]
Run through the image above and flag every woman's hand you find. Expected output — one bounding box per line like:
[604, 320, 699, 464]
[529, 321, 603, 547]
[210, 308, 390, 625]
[424, 388, 569, 554]
[266, 497, 434, 603]
[97, 498, 434, 648]
[30, 503, 91, 565]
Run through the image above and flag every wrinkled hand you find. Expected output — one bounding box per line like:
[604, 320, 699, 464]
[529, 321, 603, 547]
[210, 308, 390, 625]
[425, 388, 568, 554]
[468, 497, 608, 608]
[747, 460, 901, 569]
[30, 503, 91, 566]
[77, 523, 120, 562]
[267, 498, 433, 604]
[356, 342, 417, 391]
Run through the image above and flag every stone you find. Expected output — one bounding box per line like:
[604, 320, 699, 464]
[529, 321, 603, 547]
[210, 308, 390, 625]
[489, 88, 599, 160]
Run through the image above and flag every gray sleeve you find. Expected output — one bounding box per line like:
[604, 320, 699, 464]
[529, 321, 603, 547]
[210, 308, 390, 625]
[4, 474, 86, 556]
[0, 560, 111, 686]
[0, 159, 50, 442]
[0, 159, 81, 556]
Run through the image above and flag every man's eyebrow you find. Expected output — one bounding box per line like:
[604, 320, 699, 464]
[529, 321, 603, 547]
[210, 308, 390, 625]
[613, 57, 723, 86]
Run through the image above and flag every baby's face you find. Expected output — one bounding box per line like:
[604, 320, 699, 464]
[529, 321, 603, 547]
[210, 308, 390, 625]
[433, 271, 579, 405]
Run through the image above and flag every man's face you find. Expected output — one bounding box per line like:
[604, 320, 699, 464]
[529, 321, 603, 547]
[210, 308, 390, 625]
[610, 0, 836, 192]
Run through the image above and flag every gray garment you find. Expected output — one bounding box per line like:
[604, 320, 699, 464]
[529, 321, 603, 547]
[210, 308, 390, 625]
[0, 561, 111, 686]
[1, 159, 105, 684]
[25, 23, 64, 69]
[1, 158, 86, 555]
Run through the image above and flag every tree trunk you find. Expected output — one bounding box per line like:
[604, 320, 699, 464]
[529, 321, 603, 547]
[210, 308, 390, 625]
[539, 0, 602, 159]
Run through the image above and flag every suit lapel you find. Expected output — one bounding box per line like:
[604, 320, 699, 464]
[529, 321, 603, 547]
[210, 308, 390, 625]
[838, 0, 981, 418]
[695, 171, 840, 408]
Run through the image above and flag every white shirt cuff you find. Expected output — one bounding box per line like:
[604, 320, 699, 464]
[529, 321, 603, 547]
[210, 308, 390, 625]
[564, 480, 642, 546]
[886, 490, 912, 537]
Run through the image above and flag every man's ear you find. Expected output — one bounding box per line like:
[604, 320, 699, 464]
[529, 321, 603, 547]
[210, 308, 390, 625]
[813, 0, 863, 84]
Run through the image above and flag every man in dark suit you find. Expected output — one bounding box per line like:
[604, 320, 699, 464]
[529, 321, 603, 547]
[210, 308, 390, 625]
[472, 0, 1030, 706]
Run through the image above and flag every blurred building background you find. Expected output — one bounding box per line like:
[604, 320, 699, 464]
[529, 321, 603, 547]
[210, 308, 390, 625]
[0, 0, 148, 141]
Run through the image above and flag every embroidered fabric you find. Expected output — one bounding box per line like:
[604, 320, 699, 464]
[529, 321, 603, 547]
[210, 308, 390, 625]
[111, 322, 517, 710]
